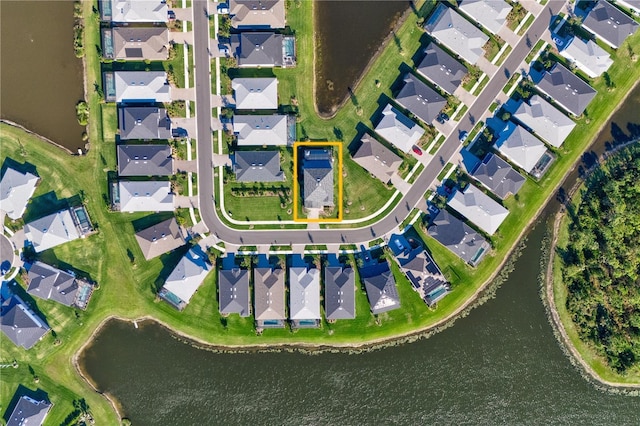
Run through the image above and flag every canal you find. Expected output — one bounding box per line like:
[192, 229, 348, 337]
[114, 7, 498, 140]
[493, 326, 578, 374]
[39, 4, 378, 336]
[79, 84, 640, 425]
[0, 0, 85, 152]
[314, 0, 409, 116]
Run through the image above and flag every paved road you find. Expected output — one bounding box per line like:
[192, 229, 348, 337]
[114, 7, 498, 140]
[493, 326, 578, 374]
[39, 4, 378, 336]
[191, 0, 564, 246]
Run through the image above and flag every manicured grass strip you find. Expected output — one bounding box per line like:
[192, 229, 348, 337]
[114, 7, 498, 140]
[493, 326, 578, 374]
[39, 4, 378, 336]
[502, 72, 521, 94]
[517, 14, 535, 36]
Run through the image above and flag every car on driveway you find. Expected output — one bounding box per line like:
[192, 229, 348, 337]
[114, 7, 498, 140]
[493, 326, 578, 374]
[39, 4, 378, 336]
[459, 131, 468, 143]
[412, 145, 423, 156]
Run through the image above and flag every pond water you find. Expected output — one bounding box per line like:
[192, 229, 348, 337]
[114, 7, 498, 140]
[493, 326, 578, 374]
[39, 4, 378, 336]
[0, 1, 85, 152]
[314, 0, 409, 116]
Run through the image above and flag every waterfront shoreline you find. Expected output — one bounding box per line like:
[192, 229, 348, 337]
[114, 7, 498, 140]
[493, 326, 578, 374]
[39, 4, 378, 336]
[0, 119, 75, 155]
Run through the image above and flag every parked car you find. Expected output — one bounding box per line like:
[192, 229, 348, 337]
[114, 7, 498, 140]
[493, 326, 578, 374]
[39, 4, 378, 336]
[459, 131, 468, 143]
[412, 145, 423, 156]
[168, 10, 176, 20]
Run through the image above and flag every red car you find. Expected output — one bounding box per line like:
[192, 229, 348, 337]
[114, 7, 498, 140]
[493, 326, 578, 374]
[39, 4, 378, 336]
[412, 145, 423, 156]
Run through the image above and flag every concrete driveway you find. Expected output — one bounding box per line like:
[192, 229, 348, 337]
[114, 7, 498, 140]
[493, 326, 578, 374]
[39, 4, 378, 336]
[171, 117, 197, 137]
[174, 195, 199, 208]
[169, 31, 194, 45]
[172, 87, 196, 101]
[174, 160, 198, 173]
[172, 7, 193, 22]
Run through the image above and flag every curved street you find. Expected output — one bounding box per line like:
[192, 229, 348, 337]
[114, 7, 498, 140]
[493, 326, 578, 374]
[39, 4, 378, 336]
[194, 0, 564, 246]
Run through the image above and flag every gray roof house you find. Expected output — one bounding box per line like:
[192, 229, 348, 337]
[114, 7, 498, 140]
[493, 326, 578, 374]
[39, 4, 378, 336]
[0, 294, 50, 350]
[471, 153, 525, 200]
[424, 3, 489, 65]
[494, 121, 549, 174]
[582, 0, 639, 48]
[352, 133, 402, 183]
[234, 150, 284, 182]
[374, 104, 425, 153]
[428, 210, 490, 266]
[303, 149, 334, 209]
[110, 0, 169, 23]
[118, 180, 174, 212]
[447, 183, 509, 235]
[218, 262, 251, 317]
[26, 262, 79, 307]
[616, 0, 640, 13]
[108, 26, 169, 60]
[231, 32, 284, 67]
[512, 95, 576, 148]
[324, 266, 356, 320]
[359, 261, 401, 314]
[232, 77, 279, 109]
[536, 63, 597, 117]
[458, 0, 512, 34]
[229, 0, 286, 29]
[289, 265, 321, 327]
[395, 73, 447, 125]
[135, 217, 185, 260]
[559, 36, 613, 78]
[6, 394, 52, 426]
[416, 42, 468, 95]
[159, 246, 211, 310]
[118, 107, 171, 140]
[388, 234, 450, 307]
[0, 166, 39, 220]
[114, 71, 170, 103]
[117, 144, 173, 176]
[24, 209, 81, 253]
[254, 262, 286, 328]
[233, 115, 289, 146]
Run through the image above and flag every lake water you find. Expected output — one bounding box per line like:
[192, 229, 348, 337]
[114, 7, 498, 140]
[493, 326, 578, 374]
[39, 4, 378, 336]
[0, 0, 85, 152]
[80, 84, 640, 425]
[314, 0, 409, 116]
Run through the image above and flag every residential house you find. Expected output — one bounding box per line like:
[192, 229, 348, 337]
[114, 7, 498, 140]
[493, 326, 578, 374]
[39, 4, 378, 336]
[24, 208, 88, 253]
[229, 0, 286, 29]
[324, 265, 355, 320]
[159, 246, 211, 310]
[232, 77, 279, 110]
[233, 115, 290, 146]
[458, 0, 512, 34]
[559, 36, 613, 78]
[424, 3, 489, 65]
[428, 209, 490, 266]
[118, 107, 171, 140]
[303, 149, 334, 209]
[233, 150, 284, 182]
[494, 121, 551, 176]
[26, 262, 79, 307]
[117, 144, 173, 177]
[289, 260, 321, 328]
[134, 217, 185, 260]
[417, 42, 468, 95]
[0, 165, 39, 220]
[582, 0, 639, 48]
[253, 256, 286, 328]
[0, 294, 50, 350]
[6, 394, 52, 426]
[471, 153, 525, 200]
[231, 32, 284, 67]
[512, 95, 576, 148]
[109, 0, 169, 23]
[352, 133, 402, 183]
[359, 260, 400, 314]
[536, 63, 597, 117]
[388, 234, 450, 307]
[118, 180, 174, 212]
[394, 73, 447, 124]
[447, 184, 509, 235]
[218, 255, 251, 317]
[113, 71, 170, 103]
[104, 26, 169, 60]
[374, 104, 425, 153]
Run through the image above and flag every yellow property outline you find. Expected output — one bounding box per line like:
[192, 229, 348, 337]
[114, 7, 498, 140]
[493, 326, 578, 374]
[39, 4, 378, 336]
[292, 141, 343, 222]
